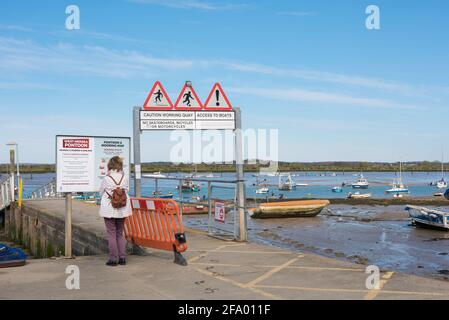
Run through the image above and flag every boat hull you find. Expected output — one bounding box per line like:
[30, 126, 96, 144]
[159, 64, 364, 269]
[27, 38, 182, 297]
[386, 189, 409, 193]
[250, 200, 330, 219]
[406, 205, 449, 231]
[352, 185, 369, 189]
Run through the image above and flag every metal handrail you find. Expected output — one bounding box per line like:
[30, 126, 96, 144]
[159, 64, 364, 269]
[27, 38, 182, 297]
[30, 178, 63, 199]
[0, 175, 14, 210]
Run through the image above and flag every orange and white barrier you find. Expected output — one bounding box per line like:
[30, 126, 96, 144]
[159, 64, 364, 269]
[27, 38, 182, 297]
[125, 198, 188, 265]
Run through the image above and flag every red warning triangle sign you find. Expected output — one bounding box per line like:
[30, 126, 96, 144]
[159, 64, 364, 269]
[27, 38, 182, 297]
[174, 84, 203, 110]
[203, 83, 233, 110]
[143, 81, 173, 110]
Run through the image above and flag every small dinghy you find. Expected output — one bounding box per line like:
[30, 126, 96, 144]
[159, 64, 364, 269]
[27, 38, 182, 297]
[405, 205, 449, 231]
[250, 200, 330, 219]
[347, 192, 372, 199]
[0, 243, 27, 268]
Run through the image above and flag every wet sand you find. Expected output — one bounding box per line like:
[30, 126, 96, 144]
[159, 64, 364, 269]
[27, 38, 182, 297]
[184, 205, 449, 282]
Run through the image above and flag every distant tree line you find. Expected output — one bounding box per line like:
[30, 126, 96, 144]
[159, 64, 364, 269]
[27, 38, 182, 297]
[1, 161, 448, 174]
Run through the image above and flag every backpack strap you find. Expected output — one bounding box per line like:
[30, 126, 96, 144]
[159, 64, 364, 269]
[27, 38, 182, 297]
[107, 173, 124, 186]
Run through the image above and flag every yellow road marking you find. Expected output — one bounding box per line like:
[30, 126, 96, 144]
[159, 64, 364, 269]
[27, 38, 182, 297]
[364, 271, 394, 300]
[187, 249, 294, 254]
[243, 254, 304, 288]
[256, 265, 364, 272]
[188, 243, 248, 263]
[195, 267, 281, 300]
[255, 284, 446, 297]
[184, 227, 208, 235]
[190, 262, 364, 272]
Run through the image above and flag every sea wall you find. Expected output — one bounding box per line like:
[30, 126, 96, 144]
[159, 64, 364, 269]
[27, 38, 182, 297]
[4, 202, 109, 258]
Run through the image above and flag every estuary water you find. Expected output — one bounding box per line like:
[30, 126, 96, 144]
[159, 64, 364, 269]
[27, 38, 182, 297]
[9, 171, 449, 200]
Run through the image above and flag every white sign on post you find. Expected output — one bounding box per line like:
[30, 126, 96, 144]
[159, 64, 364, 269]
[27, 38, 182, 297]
[214, 201, 225, 223]
[140, 110, 235, 130]
[56, 135, 131, 193]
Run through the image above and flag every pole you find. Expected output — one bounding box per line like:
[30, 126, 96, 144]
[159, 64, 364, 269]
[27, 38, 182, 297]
[234, 107, 247, 241]
[15, 144, 20, 183]
[65, 192, 72, 258]
[207, 181, 212, 235]
[133, 107, 142, 197]
[9, 149, 15, 202]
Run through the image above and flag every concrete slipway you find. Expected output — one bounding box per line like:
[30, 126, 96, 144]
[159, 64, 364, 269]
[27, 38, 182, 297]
[1, 200, 448, 300]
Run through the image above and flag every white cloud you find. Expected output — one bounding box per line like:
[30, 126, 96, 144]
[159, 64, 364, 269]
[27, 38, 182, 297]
[127, 0, 248, 10]
[0, 37, 193, 78]
[0, 36, 443, 111]
[276, 11, 315, 17]
[227, 86, 420, 110]
[0, 24, 33, 32]
[221, 61, 423, 96]
[49, 30, 151, 44]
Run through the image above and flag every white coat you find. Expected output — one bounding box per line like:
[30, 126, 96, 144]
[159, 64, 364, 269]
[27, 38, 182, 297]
[99, 170, 132, 219]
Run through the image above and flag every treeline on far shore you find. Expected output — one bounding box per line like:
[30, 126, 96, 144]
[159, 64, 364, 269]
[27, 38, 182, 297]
[1, 161, 449, 174]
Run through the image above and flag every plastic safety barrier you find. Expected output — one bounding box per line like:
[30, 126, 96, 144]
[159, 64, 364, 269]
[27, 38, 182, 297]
[125, 198, 188, 265]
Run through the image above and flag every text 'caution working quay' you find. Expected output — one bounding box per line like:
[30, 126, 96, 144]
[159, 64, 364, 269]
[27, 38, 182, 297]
[140, 110, 236, 130]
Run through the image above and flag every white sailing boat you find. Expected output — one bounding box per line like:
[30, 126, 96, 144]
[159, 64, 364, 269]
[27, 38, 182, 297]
[278, 173, 296, 191]
[386, 162, 409, 194]
[437, 151, 447, 189]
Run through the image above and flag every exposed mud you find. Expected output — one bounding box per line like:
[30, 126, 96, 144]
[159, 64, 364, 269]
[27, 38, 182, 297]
[184, 204, 449, 282]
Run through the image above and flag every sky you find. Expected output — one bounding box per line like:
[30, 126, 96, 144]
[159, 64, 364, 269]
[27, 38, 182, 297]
[1, 0, 449, 164]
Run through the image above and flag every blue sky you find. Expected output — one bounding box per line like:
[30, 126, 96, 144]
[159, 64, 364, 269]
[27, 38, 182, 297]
[1, 0, 449, 163]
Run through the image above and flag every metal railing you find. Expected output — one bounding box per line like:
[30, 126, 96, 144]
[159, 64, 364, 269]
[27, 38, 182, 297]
[142, 175, 245, 240]
[30, 178, 63, 199]
[0, 175, 14, 211]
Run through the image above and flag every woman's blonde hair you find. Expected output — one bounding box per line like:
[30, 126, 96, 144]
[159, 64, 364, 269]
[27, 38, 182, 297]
[108, 156, 123, 171]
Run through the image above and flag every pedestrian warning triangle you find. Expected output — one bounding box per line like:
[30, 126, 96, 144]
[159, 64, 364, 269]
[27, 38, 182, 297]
[203, 83, 233, 110]
[174, 84, 203, 110]
[143, 81, 173, 110]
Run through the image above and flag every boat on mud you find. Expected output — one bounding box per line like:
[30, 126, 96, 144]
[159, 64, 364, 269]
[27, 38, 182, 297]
[405, 205, 449, 231]
[250, 200, 330, 219]
[0, 244, 27, 268]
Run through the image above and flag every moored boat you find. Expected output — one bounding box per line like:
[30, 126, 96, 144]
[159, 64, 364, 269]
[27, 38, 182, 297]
[386, 162, 409, 194]
[347, 192, 371, 199]
[0, 244, 27, 268]
[250, 200, 330, 219]
[332, 186, 343, 193]
[351, 173, 369, 189]
[177, 180, 200, 192]
[256, 187, 269, 194]
[405, 205, 449, 231]
[278, 173, 296, 191]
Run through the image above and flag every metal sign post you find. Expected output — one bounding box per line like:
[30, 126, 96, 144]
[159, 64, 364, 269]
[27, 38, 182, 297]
[234, 107, 247, 241]
[65, 192, 72, 258]
[133, 107, 142, 197]
[134, 81, 247, 241]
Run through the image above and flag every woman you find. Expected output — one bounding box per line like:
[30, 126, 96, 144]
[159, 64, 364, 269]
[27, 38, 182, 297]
[99, 156, 132, 266]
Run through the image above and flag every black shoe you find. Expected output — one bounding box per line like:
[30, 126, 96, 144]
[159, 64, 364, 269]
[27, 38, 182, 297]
[118, 258, 126, 265]
[106, 260, 117, 267]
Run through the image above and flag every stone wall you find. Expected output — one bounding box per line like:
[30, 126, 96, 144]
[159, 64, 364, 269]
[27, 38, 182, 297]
[4, 202, 109, 258]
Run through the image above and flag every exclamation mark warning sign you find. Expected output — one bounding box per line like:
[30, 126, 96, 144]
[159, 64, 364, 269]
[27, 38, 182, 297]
[215, 89, 220, 106]
[204, 83, 232, 110]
